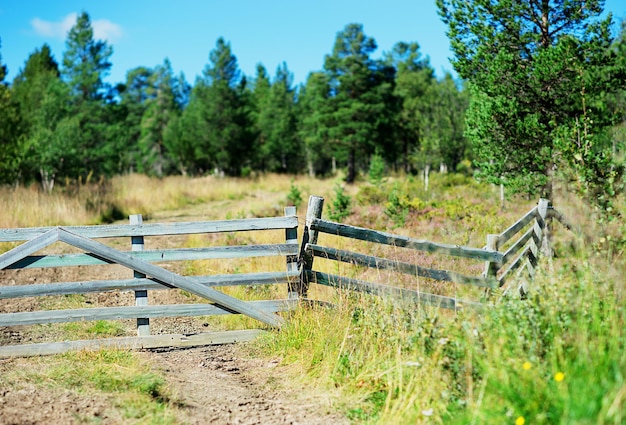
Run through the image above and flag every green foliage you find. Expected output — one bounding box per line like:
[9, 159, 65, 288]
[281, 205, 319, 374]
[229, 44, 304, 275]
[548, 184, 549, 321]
[368, 152, 386, 185]
[388, 42, 469, 174]
[137, 59, 180, 177]
[356, 184, 387, 206]
[438, 0, 626, 206]
[321, 23, 396, 183]
[328, 183, 352, 222]
[259, 244, 625, 424]
[286, 179, 302, 206]
[253, 63, 304, 173]
[297, 72, 335, 177]
[0, 39, 22, 184]
[384, 182, 409, 227]
[187, 37, 253, 176]
[0, 18, 475, 186]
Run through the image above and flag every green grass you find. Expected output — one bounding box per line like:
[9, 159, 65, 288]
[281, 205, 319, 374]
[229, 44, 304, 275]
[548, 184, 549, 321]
[255, 261, 625, 424]
[254, 174, 626, 424]
[5, 349, 179, 424]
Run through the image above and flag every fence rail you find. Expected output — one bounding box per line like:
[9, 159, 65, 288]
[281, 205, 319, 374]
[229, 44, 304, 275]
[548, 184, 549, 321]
[0, 207, 300, 357]
[299, 196, 555, 307]
[1, 196, 565, 358]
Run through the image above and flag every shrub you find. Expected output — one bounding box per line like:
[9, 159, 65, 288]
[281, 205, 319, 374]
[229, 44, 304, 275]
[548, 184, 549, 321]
[328, 184, 352, 222]
[286, 179, 303, 207]
[368, 152, 386, 185]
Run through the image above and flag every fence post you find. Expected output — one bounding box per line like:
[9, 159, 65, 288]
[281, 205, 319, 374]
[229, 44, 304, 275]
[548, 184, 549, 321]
[483, 234, 500, 286]
[537, 198, 552, 259]
[284, 206, 299, 300]
[298, 196, 324, 299]
[130, 214, 149, 336]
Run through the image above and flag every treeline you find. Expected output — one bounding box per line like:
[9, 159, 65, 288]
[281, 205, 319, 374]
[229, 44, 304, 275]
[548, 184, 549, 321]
[0, 12, 469, 190]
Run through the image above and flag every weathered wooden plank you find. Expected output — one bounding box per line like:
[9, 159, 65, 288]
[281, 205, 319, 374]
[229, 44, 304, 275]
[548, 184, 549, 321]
[298, 196, 325, 298]
[501, 226, 537, 265]
[0, 216, 299, 242]
[482, 234, 499, 281]
[310, 219, 502, 262]
[308, 271, 483, 311]
[306, 244, 493, 288]
[498, 245, 532, 286]
[284, 206, 300, 299]
[0, 228, 59, 270]
[547, 208, 579, 234]
[0, 329, 266, 358]
[56, 228, 284, 327]
[5, 244, 299, 269]
[130, 214, 149, 336]
[0, 299, 297, 326]
[497, 206, 538, 248]
[537, 198, 552, 258]
[0, 271, 300, 299]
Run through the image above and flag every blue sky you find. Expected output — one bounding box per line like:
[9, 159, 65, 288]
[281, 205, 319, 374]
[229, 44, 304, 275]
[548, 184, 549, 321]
[1, 1, 625, 87]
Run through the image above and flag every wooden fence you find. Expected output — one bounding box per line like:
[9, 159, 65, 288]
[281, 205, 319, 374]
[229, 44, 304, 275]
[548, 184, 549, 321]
[0, 208, 299, 357]
[298, 196, 553, 309]
[0, 197, 561, 357]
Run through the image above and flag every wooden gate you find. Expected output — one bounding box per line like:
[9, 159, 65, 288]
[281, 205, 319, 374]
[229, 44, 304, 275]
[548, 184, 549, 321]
[0, 208, 299, 357]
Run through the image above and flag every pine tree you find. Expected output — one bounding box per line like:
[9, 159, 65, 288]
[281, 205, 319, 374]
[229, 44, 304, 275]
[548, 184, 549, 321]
[255, 63, 302, 173]
[386, 41, 436, 173]
[250, 64, 271, 170]
[0, 39, 22, 184]
[12, 44, 75, 189]
[61, 11, 116, 180]
[438, 0, 625, 204]
[297, 72, 334, 177]
[138, 59, 179, 176]
[196, 38, 253, 176]
[323, 23, 395, 183]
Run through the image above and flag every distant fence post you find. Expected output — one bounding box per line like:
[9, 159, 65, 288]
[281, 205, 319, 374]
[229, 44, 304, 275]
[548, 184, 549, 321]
[537, 198, 552, 259]
[483, 234, 500, 285]
[284, 206, 299, 300]
[298, 196, 324, 299]
[130, 214, 149, 336]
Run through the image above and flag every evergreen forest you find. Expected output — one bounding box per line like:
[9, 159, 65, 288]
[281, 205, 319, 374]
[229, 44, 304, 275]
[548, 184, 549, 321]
[0, 4, 625, 212]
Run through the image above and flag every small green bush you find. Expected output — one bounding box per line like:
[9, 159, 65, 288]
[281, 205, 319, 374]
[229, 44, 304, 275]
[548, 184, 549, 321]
[328, 184, 352, 222]
[286, 179, 303, 207]
[368, 153, 386, 185]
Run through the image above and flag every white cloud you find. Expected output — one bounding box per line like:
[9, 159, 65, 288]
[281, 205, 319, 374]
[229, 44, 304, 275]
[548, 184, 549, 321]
[31, 13, 77, 39]
[30, 13, 122, 42]
[92, 18, 123, 42]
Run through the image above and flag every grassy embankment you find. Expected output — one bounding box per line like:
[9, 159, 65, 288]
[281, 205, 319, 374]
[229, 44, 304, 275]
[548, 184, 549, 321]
[1, 172, 624, 424]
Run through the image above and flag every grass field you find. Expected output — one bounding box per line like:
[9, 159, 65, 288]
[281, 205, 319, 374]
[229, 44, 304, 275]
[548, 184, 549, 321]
[0, 172, 624, 424]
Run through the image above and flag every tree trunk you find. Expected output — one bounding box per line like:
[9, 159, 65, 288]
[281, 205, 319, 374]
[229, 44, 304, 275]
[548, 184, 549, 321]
[543, 162, 554, 204]
[403, 138, 410, 174]
[40, 169, 55, 193]
[346, 149, 356, 183]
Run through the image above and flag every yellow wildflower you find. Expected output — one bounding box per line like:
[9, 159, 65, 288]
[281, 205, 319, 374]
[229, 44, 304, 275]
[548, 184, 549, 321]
[515, 416, 525, 425]
[522, 361, 532, 371]
[555, 372, 565, 382]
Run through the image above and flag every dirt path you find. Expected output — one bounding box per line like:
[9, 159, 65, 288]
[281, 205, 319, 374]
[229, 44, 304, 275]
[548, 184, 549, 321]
[0, 342, 347, 425]
[144, 344, 347, 425]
